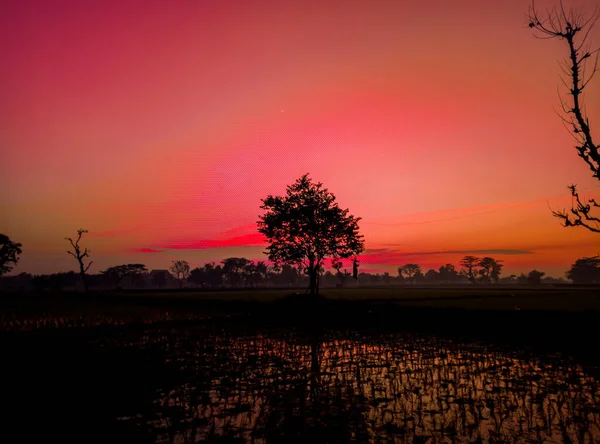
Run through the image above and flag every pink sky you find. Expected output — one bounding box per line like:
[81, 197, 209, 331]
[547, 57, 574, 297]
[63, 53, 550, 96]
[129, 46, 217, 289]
[1, 0, 599, 278]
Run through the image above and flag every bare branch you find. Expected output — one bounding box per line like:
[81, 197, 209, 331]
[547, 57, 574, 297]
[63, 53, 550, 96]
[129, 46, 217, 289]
[551, 185, 600, 232]
[529, 1, 599, 234]
[65, 229, 92, 292]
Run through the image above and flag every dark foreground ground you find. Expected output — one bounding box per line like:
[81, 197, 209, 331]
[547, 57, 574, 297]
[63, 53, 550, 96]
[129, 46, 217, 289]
[2, 288, 600, 442]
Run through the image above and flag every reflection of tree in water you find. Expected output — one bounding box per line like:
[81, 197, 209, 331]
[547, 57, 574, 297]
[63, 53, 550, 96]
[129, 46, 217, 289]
[260, 333, 370, 443]
[115, 327, 600, 443]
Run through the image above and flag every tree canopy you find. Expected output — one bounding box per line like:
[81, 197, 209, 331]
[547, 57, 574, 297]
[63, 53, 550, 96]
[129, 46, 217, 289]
[258, 174, 364, 296]
[101, 264, 147, 289]
[567, 256, 600, 284]
[459, 256, 503, 284]
[0, 234, 22, 276]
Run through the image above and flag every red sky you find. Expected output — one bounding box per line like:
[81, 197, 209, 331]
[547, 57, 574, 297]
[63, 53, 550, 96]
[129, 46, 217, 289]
[1, 0, 599, 278]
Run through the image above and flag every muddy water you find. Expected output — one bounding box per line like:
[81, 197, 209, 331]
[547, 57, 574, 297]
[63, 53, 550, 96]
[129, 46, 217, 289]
[112, 327, 600, 443]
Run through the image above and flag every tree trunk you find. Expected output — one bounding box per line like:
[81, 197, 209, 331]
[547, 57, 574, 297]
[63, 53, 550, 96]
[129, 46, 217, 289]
[79, 263, 88, 293]
[309, 262, 317, 297]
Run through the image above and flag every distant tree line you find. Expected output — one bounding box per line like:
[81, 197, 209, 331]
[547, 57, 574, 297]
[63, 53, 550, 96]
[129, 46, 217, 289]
[2, 253, 599, 292]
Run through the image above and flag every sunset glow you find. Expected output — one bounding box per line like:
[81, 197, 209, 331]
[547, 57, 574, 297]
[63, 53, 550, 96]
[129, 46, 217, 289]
[1, 0, 598, 277]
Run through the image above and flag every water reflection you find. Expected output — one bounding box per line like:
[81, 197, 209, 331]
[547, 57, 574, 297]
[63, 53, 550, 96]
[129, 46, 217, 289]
[116, 328, 600, 443]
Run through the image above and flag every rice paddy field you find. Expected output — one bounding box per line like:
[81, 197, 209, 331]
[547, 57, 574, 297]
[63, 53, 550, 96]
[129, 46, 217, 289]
[2, 287, 599, 443]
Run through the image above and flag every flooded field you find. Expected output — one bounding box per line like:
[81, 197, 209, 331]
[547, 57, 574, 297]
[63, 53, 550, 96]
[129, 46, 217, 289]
[62, 324, 599, 443]
[2, 293, 600, 443]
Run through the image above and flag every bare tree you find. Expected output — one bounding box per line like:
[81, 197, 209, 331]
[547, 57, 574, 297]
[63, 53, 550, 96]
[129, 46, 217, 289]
[527, 1, 600, 232]
[66, 229, 93, 292]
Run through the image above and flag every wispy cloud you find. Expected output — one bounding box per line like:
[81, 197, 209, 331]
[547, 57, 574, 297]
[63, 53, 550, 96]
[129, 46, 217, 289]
[158, 233, 266, 250]
[411, 249, 534, 256]
[130, 247, 165, 253]
[362, 194, 574, 227]
[357, 248, 534, 265]
[87, 227, 142, 239]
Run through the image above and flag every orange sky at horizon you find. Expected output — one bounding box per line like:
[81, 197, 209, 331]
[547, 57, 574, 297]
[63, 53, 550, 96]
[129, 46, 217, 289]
[1, 0, 599, 278]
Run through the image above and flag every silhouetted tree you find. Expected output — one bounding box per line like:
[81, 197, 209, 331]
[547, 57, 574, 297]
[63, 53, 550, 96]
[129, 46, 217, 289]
[331, 258, 350, 287]
[255, 261, 268, 286]
[0, 234, 22, 276]
[170, 260, 190, 288]
[54, 271, 79, 289]
[102, 264, 146, 289]
[499, 274, 518, 284]
[438, 263, 460, 283]
[188, 267, 206, 288]
[126, 264, 147, 288]
[205, 262, 224, 288]
[567, 256, 600, 283]
[478, 257, 503, 284]
[151, 271, 168, 289]
[357, 272, 371, 283]
[133, 273, 147, 289]
[398, 264, 422, 283]
[413, 269, 425, 283]
[221, 257, 250, 288]
[382, 272, 392, 284]
[242, 262, 255, 287]
[517, 273, 529, 285]
[542, 275, 568, 284]
[31, 275, 48, 292]
[188, 263, 223, 288]
[425, 268, 439, 282]
[526, 269, 546, 285]
[0, 272, 32, 291]
[274, 264, 299, 287]
[528, 2, 599, 232]
[243, 261, 268, 288]
[66, 229, 92, 293]
[258, 174, 364, 297]
[368, 273, 382, 284]
[101, 265, 128, 289]
[29, 271, 79, 292]
[459, 256, 480, 284]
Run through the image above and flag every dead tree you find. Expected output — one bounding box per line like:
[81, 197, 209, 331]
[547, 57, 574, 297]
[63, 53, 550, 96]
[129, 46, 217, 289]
[66, 229, 93, 292]
[527, 1, 600, 232]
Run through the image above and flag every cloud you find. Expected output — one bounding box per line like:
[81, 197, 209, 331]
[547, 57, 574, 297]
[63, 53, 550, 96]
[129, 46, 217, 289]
[356, 248, 534, 265]
[130, 248, 165, 253]
[413, 249, 534, 256]
[362, 193, 575, 227]
[363, 248, 392, 254]
[218, 223, 260, 238]
[159, 233, 266, 250]
[87, 227, 142, 238]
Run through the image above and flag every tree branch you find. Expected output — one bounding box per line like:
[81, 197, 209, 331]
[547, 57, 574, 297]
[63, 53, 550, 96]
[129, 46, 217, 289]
[552, 185, 600, 232]
[529, 1, 599, 234]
